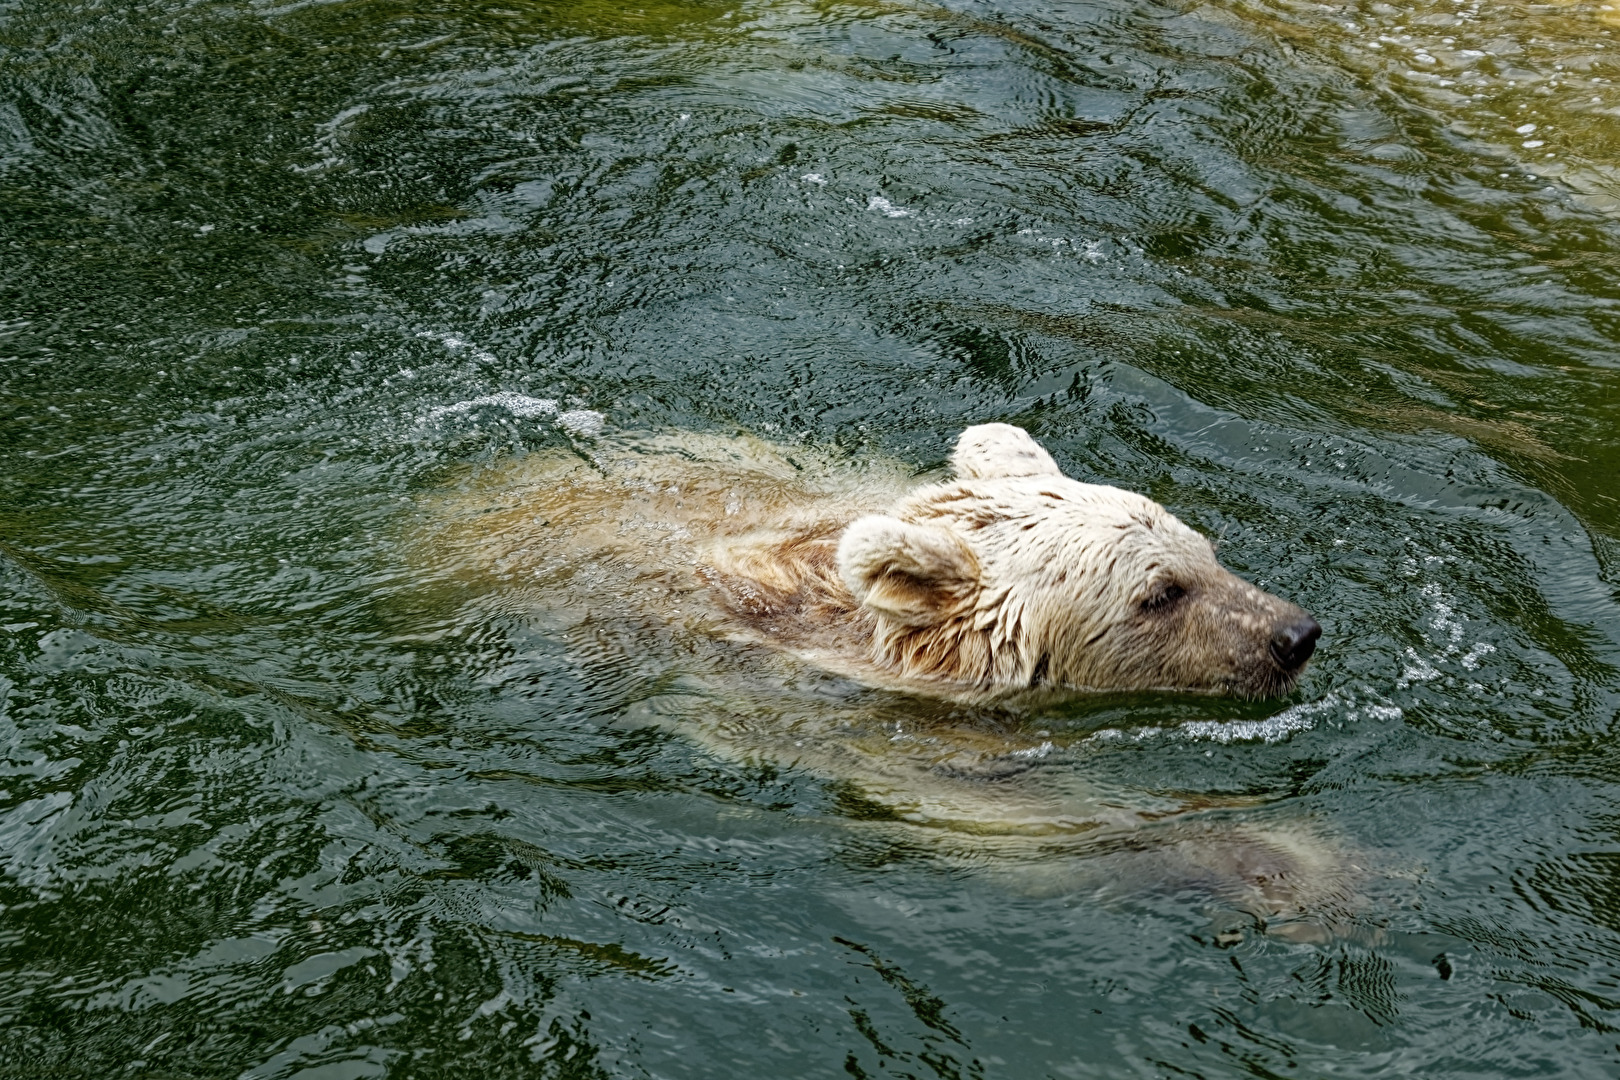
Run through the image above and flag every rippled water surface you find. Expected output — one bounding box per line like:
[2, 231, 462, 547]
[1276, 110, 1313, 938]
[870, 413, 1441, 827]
[5, 0, 1620, 1076]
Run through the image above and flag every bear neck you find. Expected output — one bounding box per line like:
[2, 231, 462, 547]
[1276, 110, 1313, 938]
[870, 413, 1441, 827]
[707, 529, 1051, 696]
[701, 525, 866, 643]
[867, 585, 1042, 693]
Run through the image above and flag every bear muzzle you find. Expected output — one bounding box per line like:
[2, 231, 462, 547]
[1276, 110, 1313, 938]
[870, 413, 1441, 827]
[1269, 615, 1322, 671]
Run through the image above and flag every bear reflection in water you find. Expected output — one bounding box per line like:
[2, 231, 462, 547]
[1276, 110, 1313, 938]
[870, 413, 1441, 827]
[418, 424, 1361, 939]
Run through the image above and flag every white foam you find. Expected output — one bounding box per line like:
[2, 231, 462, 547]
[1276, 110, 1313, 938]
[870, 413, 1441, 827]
[868, 195, 913, 218]
[1397, 646, 1442, 689]
[425, 392, 559, 421]
[414, 330, 497, 363]
[1175, 694, 1343, 743]
[1089, 693, 1348, 746]
[555, 409, 605, 436]
[424, 393, 605, 436]
[1397, 579, 1498, 689]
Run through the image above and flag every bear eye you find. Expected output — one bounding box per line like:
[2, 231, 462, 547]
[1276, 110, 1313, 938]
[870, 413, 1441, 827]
[1141, 582, 1187, 613]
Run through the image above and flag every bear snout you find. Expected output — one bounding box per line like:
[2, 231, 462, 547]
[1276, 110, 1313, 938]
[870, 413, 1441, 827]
[1269, 615, 1322, 670]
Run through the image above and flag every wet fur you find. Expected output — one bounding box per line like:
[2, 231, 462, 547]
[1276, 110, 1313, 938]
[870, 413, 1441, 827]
[412, 426, 1359, 931]
[704, 424, 1315, 701]
[418, 425, 1315, 701]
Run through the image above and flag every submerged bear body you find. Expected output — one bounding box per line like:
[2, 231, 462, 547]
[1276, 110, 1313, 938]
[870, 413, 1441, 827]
[416, 424, 1360, 934]
[425, 423, 1319, 703]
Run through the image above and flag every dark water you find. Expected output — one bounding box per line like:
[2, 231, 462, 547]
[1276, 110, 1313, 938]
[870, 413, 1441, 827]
[4, 0, 1620, 1076]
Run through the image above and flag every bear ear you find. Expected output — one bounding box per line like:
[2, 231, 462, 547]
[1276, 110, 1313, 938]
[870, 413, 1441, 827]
[837, 516, 981, 627]
[951, 423, 1063, 480]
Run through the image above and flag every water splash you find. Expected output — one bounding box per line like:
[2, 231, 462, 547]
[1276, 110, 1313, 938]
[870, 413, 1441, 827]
[867, 195, 913, 218]
[423, 393, 605, 435]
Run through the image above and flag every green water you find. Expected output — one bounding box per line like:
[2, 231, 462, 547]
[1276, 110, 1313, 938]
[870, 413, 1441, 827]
[4, 0, 1620, 1075]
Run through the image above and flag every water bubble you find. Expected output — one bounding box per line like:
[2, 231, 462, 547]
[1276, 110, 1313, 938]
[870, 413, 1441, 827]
[424, 392, 558, 421]
[556, 410, 605, 437]
[1175, 694, 1345, 743]
[867, 195, 913, 218]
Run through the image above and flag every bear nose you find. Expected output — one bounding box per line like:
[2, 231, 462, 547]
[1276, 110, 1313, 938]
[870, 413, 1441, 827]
[1270, 616, 1321, 670]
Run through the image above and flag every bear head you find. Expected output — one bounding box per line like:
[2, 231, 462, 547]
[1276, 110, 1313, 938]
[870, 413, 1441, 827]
[835, 424, 1320, 699]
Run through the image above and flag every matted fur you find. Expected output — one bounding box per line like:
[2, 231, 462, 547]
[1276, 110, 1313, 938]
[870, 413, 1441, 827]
[411, 424, 1361, 927]
[421, 423, 1317, 702]
[709, 424, 1317, 700]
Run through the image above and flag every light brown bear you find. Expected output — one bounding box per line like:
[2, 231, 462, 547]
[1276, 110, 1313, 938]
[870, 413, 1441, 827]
[422, 422, 1320, 704]
[418, 423, 1356, 935]
[708, 422, 1320, 701]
